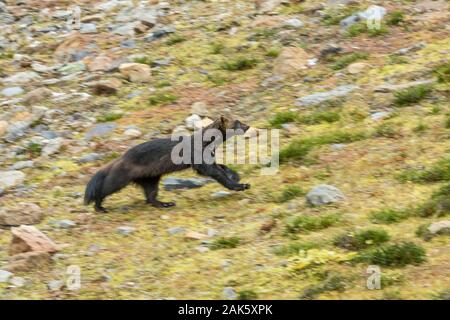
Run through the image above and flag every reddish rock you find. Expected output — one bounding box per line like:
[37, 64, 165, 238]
[9, 225, 59, 255]
[6, 251, 51, 272]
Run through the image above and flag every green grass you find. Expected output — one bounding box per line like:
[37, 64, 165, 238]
[301, 274, 347, 299]
[210, 42, 225, 54]
[278, 185, 305, 203]
[269, 111, 297, 128]
[238, 290, 258, 300]
[370, 208, 411, 224]
[265, 47, 281, 58]
[331, 52, 369, 70]
[272, 242, 318, 256]
[210, 237, 240, 250]
[322, 6, 359, 26]
[417, 184, 450, 217]
[393, 84, 432, 106]
[374, 123, 401, 138]
[334, 228, 390, 250]
[286, 213, 340, 234]
[297, 111, 341, 125]
[356, 242, 426, 267]
[148, 91, 178, 106]
[280, 130, 367, 162]
[346, 22, 389, 37]
[397, 158, 450, 183]
[165, 34, 186, 45]
[96, 112, 123, 123]
[386, 10, 405, 26]
[221, 57, 258, 71]
[133, 56, 153, 66]
[434, 62, 450, 83]
[26, 142, 42, 158]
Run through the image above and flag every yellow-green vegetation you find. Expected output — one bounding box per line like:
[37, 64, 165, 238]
[96, 112, 123, 123]
[286, 214, 340, 234]
[370, 208, 411, 224]
[331, 52, 369, 70]
[334, 228, 390, 250]
[356, 242, 426, 267]
[393, 84, 433, 106]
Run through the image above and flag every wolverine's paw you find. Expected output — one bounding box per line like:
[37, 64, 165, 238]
[233, 183, 251, 191]
[95, 206, 108, 213]
[150, 201, 176, 208]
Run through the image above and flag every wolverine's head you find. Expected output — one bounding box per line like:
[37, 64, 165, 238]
[212, 116, 250, 135]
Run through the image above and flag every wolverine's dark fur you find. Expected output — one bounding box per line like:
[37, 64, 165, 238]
[84, 116, 250, 212]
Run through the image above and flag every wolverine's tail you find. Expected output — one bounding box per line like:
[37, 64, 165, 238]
[84, 169, 108, 205]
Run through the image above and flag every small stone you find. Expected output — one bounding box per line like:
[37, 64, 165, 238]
[1, 87, 24, 97]
[85, 123, 117, 140]
[185, 114, 202, 130]
[284, 18, 303, 28]
[306, 184, 345, 206]
[211, 191, 231, 199]
[0, 203, 43, 227]
[23, 88, 52, 105]
[9, 276, 26, 287]
[371, 111, 390, 121]
[55, 219, 76, 229]
[117, 226, 135, 235]
[123, 128, 142, 138]
[0, 270, 13, 283]
[185, 231, 207, 240]
[190, 101, 209, 116]
[295, 85, 359, 107]
[80, 23, 97, 34]
[223, 287, 237, 299]
[0, 170, 25, 190]
[78, 153, 103, 163]
[6, 252, 51, 272]
[2, 71, 41, 85]
[9, 225, 59, 255]
[10, 160, 33, 170]
[428, 221, 450, 235]
[48, 280, 64, 291]
[274, 47, 311, 76]
[330, 144, 346, 151]
[168, 227, 186, 235]
[119, 63, 152, 83]
[42, 137, 64, 157]
[91, 78, 122, 95]
[196, 246, 210, 253]
[347, 62, 370, 74]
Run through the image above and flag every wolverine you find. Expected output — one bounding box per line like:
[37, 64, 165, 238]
[84, 116, 251, 212]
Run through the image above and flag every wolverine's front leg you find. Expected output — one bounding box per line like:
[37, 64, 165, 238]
[193, 164, 250, 191]
[135, 177, 176, 208]
[218, 164, 241, 182]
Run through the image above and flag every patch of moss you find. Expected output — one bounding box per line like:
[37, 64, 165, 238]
[210, 42, 225, 54]
[238, 290, 258, 300]
[96, 112, 123, 123]
[165, 34, 186, 45]
[374, 122, 401, 138]
[393, 84, 432, 106]
[26, 142, 42, 158]
[210, 236, 240, 250]
[297, 111, 341, 125]
[265, 47, 281, 58]
[417, 184, 450, 217]
[370, 208, 411, 224]
[434, 62, 450, 83]
[269, 111, 297, 128]
[221, 57, 258, 71]
[301, 274, 347, 299]
[397, 158, 450, 183]
[332, 52, 369, 70]
[386, 10, 405, 26]
[286, 213, 340, 234]
[356, 242, 426, 267]
[278, 185, 305, 203]
[334, 228, 390, 250]
[272, 242, 318, 256]
[148, 91, 178, 106]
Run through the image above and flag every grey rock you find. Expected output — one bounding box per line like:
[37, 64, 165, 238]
[117, 226, 135, 235]
[10, 276, 25, 287]
[330, 143, 346, 151]
[0, 170, 25, 190]
[163, 177, 213, 191]
[48, 280, 64, 291]
[144, 26, 175, 42]
[4, 121, 32, 142]
[10, 160, 34, 170]
[168, 227, 186, 235]
[428, 221, 450, 235]
[223, 287, 237, 299]
[78, 153, 103, 163]
[85, 123, 117, 139]
[211, 191, 231, 199]
[0, 270, 13, 283]
[2, 71, 41, 85]
[306, 184, 345, 206]
[58, 62, 86, 75]
[374, 79, 435, 93]
[42, 137, 64, 156]
[340, 5, 387, 28]
[396, 42, 426, 55]
[295, 85, 358, 107]
[80, 23, 97, 34]
[284, 18, 303, 28]
[1, 87, 24, 97]
[371, 111, 390, 121]
[40, 131, 59, 139]
[55, 219, 76, 229]
[120, 39, 136, 48]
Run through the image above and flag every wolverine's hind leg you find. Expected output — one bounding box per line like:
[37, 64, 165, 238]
[135, 176, 176, 208]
